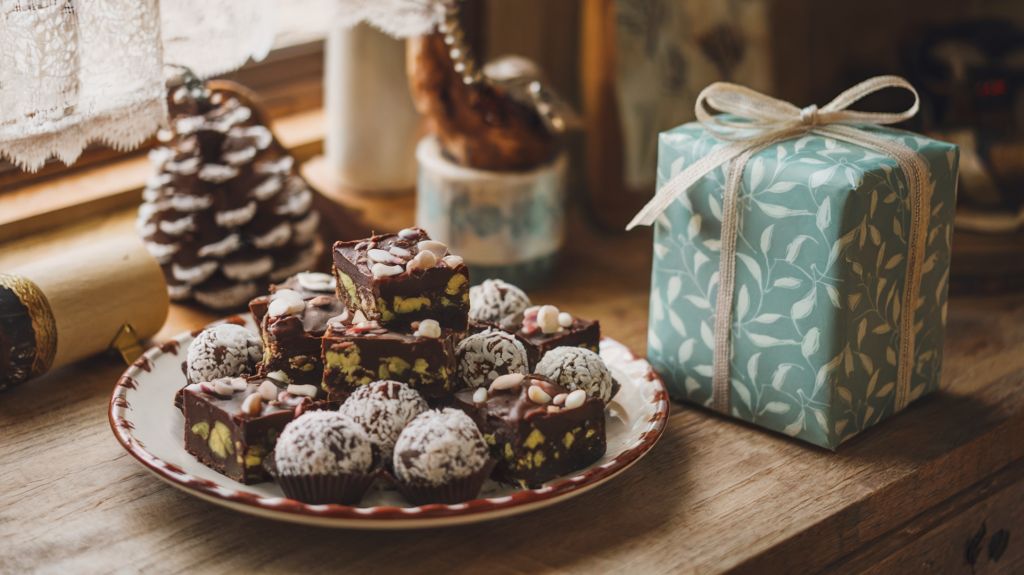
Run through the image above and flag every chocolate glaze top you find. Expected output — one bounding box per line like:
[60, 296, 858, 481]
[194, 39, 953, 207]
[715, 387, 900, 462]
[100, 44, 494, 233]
[324, 323, 456, 342]
[514, 316, 599, 347]
[334, 228, 456, 278]
[266, 294, 349, 339]
[187, 378, 292, 419]
[456, 375, 568, 424]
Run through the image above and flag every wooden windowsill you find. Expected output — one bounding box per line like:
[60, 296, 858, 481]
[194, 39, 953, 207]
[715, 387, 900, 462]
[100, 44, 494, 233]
[0, 108, 326, 245]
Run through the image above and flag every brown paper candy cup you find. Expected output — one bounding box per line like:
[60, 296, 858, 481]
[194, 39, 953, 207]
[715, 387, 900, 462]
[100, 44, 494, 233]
[384, 459, 498, 506]
[263, 451, 380, 506]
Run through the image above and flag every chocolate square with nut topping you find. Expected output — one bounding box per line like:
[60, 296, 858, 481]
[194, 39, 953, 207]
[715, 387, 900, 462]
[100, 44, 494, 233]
[470, 315, 601, 370]
[259, 292, 349, 386]
[182, 377, 320, 484]
[452, 374, 606, 488]
[321, 322, 458, 401]
[332, 228, 470, 332]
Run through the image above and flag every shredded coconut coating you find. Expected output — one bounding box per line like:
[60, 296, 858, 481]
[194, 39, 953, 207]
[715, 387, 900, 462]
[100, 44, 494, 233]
[393, 409, 489, 486]
[275, 411, 375, 476]
[468, 279, 532, 323]
[186, 323, 262, 383]
[456, 328, 528, 388]
[535, 347, 615, 403]
[337, 380, 428, 461]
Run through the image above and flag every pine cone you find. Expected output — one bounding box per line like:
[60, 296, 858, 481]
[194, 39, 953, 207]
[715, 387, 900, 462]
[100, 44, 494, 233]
[138, 79, 322, 309]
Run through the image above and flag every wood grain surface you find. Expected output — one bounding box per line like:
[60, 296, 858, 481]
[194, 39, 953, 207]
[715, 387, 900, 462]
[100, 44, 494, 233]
[2, 194, 1024, 574]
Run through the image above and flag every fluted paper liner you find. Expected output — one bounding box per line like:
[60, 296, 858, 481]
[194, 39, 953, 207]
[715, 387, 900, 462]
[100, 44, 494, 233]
[384, 458, 497, 506]
[264, 451, 380, 505]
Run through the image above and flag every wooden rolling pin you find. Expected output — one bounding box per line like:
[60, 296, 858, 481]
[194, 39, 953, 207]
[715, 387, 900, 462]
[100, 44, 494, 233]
[0, 238, 169, 392]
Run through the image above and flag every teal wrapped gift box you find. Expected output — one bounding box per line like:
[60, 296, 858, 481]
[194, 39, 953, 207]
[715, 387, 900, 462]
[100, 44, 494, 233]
[647, 122, 959, 449]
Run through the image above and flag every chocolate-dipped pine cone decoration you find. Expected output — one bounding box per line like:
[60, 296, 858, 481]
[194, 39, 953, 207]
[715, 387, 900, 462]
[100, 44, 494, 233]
[407, 29, 556, 171]
[138, 75, 323, 310]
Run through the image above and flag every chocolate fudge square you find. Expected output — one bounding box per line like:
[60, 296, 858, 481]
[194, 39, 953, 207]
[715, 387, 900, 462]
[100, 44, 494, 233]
[249, 272, 336, 326]
[332, 228, 470, 332]
[453, 374, 606, 488]
[260, 292, 349, 386]
[182, 377, 317, 484]
[471, 314, 601, 370]
[321, 322, 458, 401]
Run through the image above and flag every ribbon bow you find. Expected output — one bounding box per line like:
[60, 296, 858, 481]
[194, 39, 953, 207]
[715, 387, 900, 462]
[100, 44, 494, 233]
[629, 76, 929, 416]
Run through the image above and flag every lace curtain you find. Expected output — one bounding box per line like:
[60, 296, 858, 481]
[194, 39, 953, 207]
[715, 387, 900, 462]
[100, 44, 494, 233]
[0, 0, 444, 172]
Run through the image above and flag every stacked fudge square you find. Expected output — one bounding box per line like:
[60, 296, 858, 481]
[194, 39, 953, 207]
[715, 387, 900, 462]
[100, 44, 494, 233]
[179, 227, 619, 500]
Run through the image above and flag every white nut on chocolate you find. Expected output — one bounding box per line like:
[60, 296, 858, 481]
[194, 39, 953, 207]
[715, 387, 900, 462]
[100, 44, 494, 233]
[558, 312, 574, 328]
[241, 393, 262, 415]
[536, 347, 615, 403]
[468, 279, 532, 324]
[537, 305, 560, 334]
[267, 370, 291, 383]
[416, 240, 448, 260]
[258, 380, 279, 401]
[473, 387, 488, 403]
[564, 389, 587, 409]
[528, 385, 552, 404]
[389, 246, 411, 257]
[229, 377, 248, 391]
[267, 297, 305, 318]
[213, 379, 234, 396]
[442, 255, 464, 268]
[287, 384, 318, 398]
[368, 249, 394, 263]
[352, 310, 368, 324]
[398, 228, 422, 240]
[406, 249, 437, 272]
[371, 263, 404, 278]
[489, 373, 525, 392]
[547, 405, 561, 413]
[273, 289, 304, 302]
[328, 310, 350, 327]
[296, 272, 335, 292]
[414, 319, 442, 339]
[553, 393, 568, 405]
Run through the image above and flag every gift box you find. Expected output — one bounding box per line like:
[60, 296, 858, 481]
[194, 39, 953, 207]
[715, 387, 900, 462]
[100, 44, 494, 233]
[644, 84, 960, 449]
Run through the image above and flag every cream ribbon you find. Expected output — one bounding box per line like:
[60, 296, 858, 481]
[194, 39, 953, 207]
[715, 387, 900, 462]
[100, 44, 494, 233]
[629, 76, 930, 416]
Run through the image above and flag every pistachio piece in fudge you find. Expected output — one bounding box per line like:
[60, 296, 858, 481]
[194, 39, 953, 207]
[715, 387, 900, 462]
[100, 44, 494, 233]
[321, 320, 458, 401]
[182, 376, 324, 484]
[452, 374, 606, 488]
[259, 287, 350, 387]
[332, 228, 470, 332]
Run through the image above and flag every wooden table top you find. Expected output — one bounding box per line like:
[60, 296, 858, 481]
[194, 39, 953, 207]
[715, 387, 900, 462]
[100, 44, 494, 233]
[2, 200, 1024, 574]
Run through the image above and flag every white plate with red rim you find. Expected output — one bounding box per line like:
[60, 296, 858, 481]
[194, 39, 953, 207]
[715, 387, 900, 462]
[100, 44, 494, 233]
[109, 315, 670, 529]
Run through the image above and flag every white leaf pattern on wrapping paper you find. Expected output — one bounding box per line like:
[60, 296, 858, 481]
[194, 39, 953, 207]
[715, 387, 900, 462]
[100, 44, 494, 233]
[871, 189, 878, 218]
[694, 251, 710, 274]
[694, 365, 714, 377]
[877, 382, 895, 397]
[837, 387, 852, 403]
[708, 195, 723, 221]
[771, 364, 798, 389]
[751, 157, 765, 190]
[704, 239, 722, 251]
[656, 213, 673, 230]
[688, 215, 702, 239]
[651, 288, 664, 321]
[764, 181, 799, 194]
[748, 333, 798, 347]
[774, 277, 801, 288]
[884, 192, 898, 203]
[845, 167, 860, 189]
[654, 243, 669, 259]
[782, 410, 805, 436]
[684, 295, 711, 309]
[835, 419, 849, 435]
[678, 339, 695, 364]
[670, 156, 687, 177]
[708, 272, 720, 297]
[813, 410, 828, 431]
[802, 328, 820, 358]
[887, 347, 897, 365]
[764, 401, 791, 414]
[667, 276, 682, 302]
[866, 371, 879, 396]
[865, 405, 876, 425]
[858, 318, 867, 346]
[791, 287, 817, 320]
[648, 329, 662, 353]
[752, 313, 783, 323]
[737, 285, 750, 320]
[858, 352, 873, 373]
[825, 285, 841, 308]
[669, 309, 687, 337]
[785, 235, 816, 263]
[700, 321, 715, 350]
[685, 377, 700, 394]
[893, 218, 903, 240]
[761, 225, 774, 254]
[731, 379, 752, 409]
[736, 253, 763, 285]
[747, 352, 760, 384]
[756, 202, 812, 218]
[849, 294, 862, 312]
[816, 198, 832, 232]
[809, 165, 840, 189]
[799, 158, 828, 165]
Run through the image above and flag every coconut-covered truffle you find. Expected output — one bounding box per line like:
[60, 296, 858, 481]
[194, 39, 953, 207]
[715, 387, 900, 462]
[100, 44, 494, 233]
[274, 411, 375, 476]
[393, 408, 489, 486]
[535, 347, 615, 403]
[469, 279, 532, 324]
[186, 323, 262, 384]
[456, 328, 528, 388]
[337, 380, 429, 461]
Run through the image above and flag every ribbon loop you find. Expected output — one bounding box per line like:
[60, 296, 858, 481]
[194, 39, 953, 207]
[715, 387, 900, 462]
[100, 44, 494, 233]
[630, 75, 931, 421]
